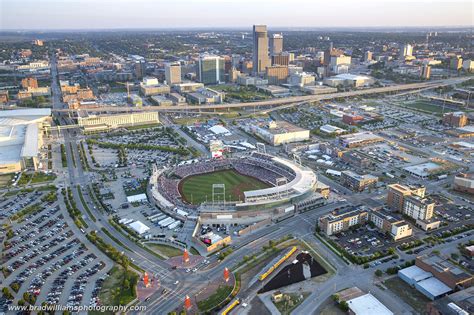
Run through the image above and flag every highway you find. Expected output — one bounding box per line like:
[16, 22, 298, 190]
[51, 77, 470, 114]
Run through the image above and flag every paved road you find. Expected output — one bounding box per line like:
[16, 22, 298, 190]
[51, 78, 470, 113]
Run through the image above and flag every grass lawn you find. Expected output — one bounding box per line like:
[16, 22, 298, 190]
[30, 172, 56, 184]
[17, 173, 33, 186]
[147, 243, 183, 257]
[95, 265, 139, 313]
[179, 169, 270, 205]
[197, 285, 233, 312]
[0, 174, 13, 188]
[403, 100, 446, 114]
[384, 277, 430, 314]
[274, 292, 310, 315]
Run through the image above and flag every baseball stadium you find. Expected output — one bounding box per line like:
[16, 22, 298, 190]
[150, 152, 321, 222]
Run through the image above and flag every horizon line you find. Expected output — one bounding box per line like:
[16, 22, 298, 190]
[1, 25, 473, 33]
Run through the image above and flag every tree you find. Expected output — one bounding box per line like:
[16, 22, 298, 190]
[339, 300, 349, 312]
[123, 279, 130, 290]
[332, 294, 340, 302]
[375, 269, 383, 277]
[451, 253, 459, 261]
[10, 282, 20, 292]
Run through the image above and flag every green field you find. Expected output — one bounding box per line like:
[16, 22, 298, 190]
[179, 169, 270, 205]
[0, 174, 13, 188]
[147, 243, 183, 258]
[384, 277, 430, 314]
[92, 265, 138, 315]
[402, 100, 446, 114]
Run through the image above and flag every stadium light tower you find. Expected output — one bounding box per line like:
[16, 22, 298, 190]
[212, 184, 226, 205]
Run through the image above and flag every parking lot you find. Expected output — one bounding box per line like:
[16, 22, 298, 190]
[0, 198, 112, 311]
[331, 224, 404, 258]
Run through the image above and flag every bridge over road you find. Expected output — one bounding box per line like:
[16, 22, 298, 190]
[51, 77, 469, 114]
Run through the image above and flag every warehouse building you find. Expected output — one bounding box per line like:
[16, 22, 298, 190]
[416, 254, 473, 290]
[453, 173, 474, 195]
[427, 287, 474, 315]
[347, 293, 394, 315]
[247, 120, 310, 146]
[339, 132, 384, 148]
[398, 265, 452, 300]
[323, 74, 375, 88]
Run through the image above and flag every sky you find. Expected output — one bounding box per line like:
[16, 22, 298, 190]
[1, 0, 473, 30]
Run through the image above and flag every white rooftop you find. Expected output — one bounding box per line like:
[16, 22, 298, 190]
[320, 124, 344, 133]
[458, 125, 474, 133]
[331, 73, 372, 81]
[399, 265, 433, 282]
[126, 193, 147, 203]
[209, 125, 231, 135]
[416, 277, 452, 298]
[0, 109, 50, 165]
[453, 141, 474, 149]
[347, 293, 393, 315]
[128, 221, 150, 235]
[404, 162, 441, 177]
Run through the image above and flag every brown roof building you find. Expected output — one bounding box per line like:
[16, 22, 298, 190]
[416, 254, 473, 290]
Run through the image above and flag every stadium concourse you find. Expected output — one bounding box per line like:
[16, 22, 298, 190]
[149, 151, 321, 224]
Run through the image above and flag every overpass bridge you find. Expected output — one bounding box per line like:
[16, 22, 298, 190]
[50, 78, 469, 115]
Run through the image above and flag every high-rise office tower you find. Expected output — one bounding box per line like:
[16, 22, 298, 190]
[364, 51, 373, 62]
[269, 33, 283, 56]
[165, 62, 182, 85]
[399, 44, 413, 60]
[252, 25, 270, 75]
[197, 55, 225, 85]
[421, 65, 431, 79]
[134, 60, 146, 79]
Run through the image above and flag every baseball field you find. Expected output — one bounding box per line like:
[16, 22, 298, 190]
[179, 169, 270, 205]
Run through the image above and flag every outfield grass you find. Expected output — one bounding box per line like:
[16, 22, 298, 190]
[179, 169, 270, 205]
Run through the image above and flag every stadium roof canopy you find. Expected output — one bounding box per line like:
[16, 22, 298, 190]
[0, 109, 50, 165]
[244, 155, 316, 200]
